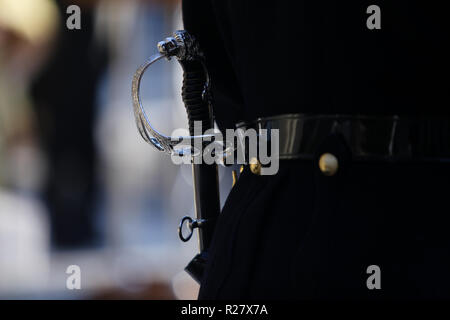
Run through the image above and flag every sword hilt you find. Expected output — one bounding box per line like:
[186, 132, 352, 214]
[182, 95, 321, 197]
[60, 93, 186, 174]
[131, 30, 216, 156]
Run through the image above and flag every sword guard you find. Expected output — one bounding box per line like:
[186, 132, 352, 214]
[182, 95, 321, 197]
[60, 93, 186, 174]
[131, 30, 217, 156]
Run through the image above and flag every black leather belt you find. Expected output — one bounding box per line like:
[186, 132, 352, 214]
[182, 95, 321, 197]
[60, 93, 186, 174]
[236, 114, 450, 162]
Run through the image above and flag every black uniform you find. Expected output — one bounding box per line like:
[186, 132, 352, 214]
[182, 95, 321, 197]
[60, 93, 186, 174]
[182, 0, 450, 299]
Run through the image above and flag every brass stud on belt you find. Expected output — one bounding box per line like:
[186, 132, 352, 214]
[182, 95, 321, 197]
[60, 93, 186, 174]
[319, 153, 339, 176]
[249, 157, 262, 175]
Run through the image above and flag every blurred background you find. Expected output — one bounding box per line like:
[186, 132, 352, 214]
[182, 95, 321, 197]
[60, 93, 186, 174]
[0, 0, 232, 299]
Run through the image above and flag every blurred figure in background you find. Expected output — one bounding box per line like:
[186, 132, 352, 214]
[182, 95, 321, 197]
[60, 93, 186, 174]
[31, 0, 108, 248]
[0, 0, 56, 194]
[0, 0, 58, 295]
[0, 0, 203, 299]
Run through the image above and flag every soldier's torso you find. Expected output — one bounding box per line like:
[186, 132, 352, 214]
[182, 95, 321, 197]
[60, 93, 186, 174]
[183, 0, 450, 130]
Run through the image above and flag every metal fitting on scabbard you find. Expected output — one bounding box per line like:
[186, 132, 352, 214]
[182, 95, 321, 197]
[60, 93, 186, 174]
[178, 216, 207, 242]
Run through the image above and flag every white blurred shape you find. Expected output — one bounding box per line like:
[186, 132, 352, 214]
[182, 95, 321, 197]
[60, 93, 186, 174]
[0, 189, 50, 294]
[172, 270, 200, 300]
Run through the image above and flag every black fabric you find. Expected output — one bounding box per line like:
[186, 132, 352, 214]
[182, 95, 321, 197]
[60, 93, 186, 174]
[182, 0, 450, 299]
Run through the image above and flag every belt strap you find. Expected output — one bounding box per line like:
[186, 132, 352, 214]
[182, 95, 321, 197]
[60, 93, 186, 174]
[236, 114, 450, 161]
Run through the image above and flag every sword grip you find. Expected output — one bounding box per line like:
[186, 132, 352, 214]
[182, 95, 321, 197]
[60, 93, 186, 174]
[181, 60, 212, 136]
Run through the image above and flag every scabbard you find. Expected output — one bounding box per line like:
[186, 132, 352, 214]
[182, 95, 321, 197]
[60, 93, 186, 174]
[179, 54, 220, 283]
[192, 162, 220, 251]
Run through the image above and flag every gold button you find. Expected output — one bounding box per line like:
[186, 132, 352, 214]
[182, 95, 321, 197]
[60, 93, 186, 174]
[319, 153, 339, 176]
[249, 157, 261, 175]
